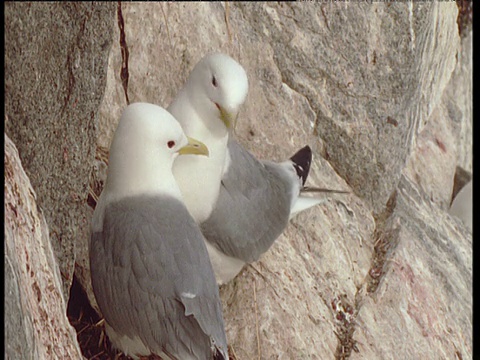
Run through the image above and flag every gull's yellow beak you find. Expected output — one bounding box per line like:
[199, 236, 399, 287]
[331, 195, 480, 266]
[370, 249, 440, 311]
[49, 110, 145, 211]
[178, 136, 209, 157]
[217, 104, 239, 130]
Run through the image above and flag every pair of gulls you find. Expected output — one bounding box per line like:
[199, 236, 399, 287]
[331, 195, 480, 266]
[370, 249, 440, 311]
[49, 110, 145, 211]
[90, 54, 347, 359]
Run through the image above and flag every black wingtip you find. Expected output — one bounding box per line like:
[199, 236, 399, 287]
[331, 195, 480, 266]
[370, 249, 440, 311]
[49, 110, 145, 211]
[213, 349, 227, 360]
[290, 145, 312, 186]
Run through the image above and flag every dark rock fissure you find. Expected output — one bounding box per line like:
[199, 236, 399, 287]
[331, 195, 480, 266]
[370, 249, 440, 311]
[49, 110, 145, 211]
[67, 275, 131, 359]
[332, 190, 401, 360]
[117, 1, 130, 105]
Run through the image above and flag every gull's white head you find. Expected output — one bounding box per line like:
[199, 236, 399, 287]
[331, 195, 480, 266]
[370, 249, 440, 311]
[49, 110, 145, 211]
[186, 53, 249, 131]
[105, 102, 208, 197]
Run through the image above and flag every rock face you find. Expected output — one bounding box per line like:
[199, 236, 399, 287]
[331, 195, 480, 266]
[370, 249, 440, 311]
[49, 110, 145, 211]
[237, 3, 460, 216]
[4, 2, 116, 299]
[5, 134, 84, 359]
[5, 2, 116, 358]
[444, 29, 473, 173]
[84, 2, 470, 359]
[352, 176, 472, 359]
[96, 2, 460, 214]
[5, 2, 471, 359]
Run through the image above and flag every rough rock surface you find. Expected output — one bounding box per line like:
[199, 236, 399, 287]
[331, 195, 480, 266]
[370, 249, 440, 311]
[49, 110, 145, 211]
[4, 2, 116, 299]
[236, 3, 460, 216]
[5, 134, 84, 359]
[352, 176, 472, 359]
[75, 2, 471, 359]
[403, 16, 472, 208]
[95, 2, 460, 214]
[444, 30, 473, 173]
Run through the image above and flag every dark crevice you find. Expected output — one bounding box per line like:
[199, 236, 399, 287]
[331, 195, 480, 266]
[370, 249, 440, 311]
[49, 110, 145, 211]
[117, 1, 130, 105]
[332, 190, 400, 359]
[456, 0, 472, 38]
[366, 190, 400, 294]
[67, 274, 131, 359]
[62, 51, 76, 115]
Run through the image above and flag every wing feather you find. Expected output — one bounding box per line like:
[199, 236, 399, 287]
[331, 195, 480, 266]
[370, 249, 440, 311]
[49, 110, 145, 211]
[90, 194, 227, 359]
[201, 139, 294, 262]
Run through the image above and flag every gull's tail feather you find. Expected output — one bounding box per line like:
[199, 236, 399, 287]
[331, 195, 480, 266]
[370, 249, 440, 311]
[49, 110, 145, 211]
[290, 145, 312, 186]
[289, 145, 349, 218]
[301, 186, 350, 194]
[290, 187, 350, 219]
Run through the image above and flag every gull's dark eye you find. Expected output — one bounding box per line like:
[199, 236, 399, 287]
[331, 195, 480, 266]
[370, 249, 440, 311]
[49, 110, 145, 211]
[212, 76, 217, 87]
[167, 141, 175, 148]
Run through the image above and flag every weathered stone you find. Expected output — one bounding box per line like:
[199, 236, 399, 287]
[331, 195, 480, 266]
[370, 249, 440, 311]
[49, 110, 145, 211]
[96, 2, 460, 216]
[443, 30, 473, 173]
[219, 190, 374, 359]
[403, 22, 472, 216]
[237, 3, 460, 216]
[5, 133, 84, 359]
[4, 2, 116, 298]
[352, 176, 472, 359]
[403, 101, 458, 210]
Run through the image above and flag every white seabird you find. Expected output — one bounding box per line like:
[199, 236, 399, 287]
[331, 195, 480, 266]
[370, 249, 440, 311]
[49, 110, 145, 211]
[170, 53, 348, 284]
[90, 102, 229, 359]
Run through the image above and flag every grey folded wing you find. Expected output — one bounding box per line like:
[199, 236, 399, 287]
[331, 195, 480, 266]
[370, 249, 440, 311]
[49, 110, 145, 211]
[201, 139, 293, 263]
[90, 195, 228, 359]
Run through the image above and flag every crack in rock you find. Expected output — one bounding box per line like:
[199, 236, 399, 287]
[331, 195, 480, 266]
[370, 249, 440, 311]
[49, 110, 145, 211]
[117, 1, 130, 105]
[329, 189, 401, 359]
[332, 294, 359, 360]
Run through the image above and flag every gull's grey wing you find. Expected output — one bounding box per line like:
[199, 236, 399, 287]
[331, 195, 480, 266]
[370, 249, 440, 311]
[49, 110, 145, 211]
[90, 195, 228, 359]
[200, 139, 294, 263]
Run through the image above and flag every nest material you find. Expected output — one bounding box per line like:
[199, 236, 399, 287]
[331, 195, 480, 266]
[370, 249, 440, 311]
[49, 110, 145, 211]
[67, 275, 131, 360]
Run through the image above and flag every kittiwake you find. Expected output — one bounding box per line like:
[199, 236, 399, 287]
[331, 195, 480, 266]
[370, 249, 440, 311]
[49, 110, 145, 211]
[90, 102, 229, 359]
[170, 53, 348, 285]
